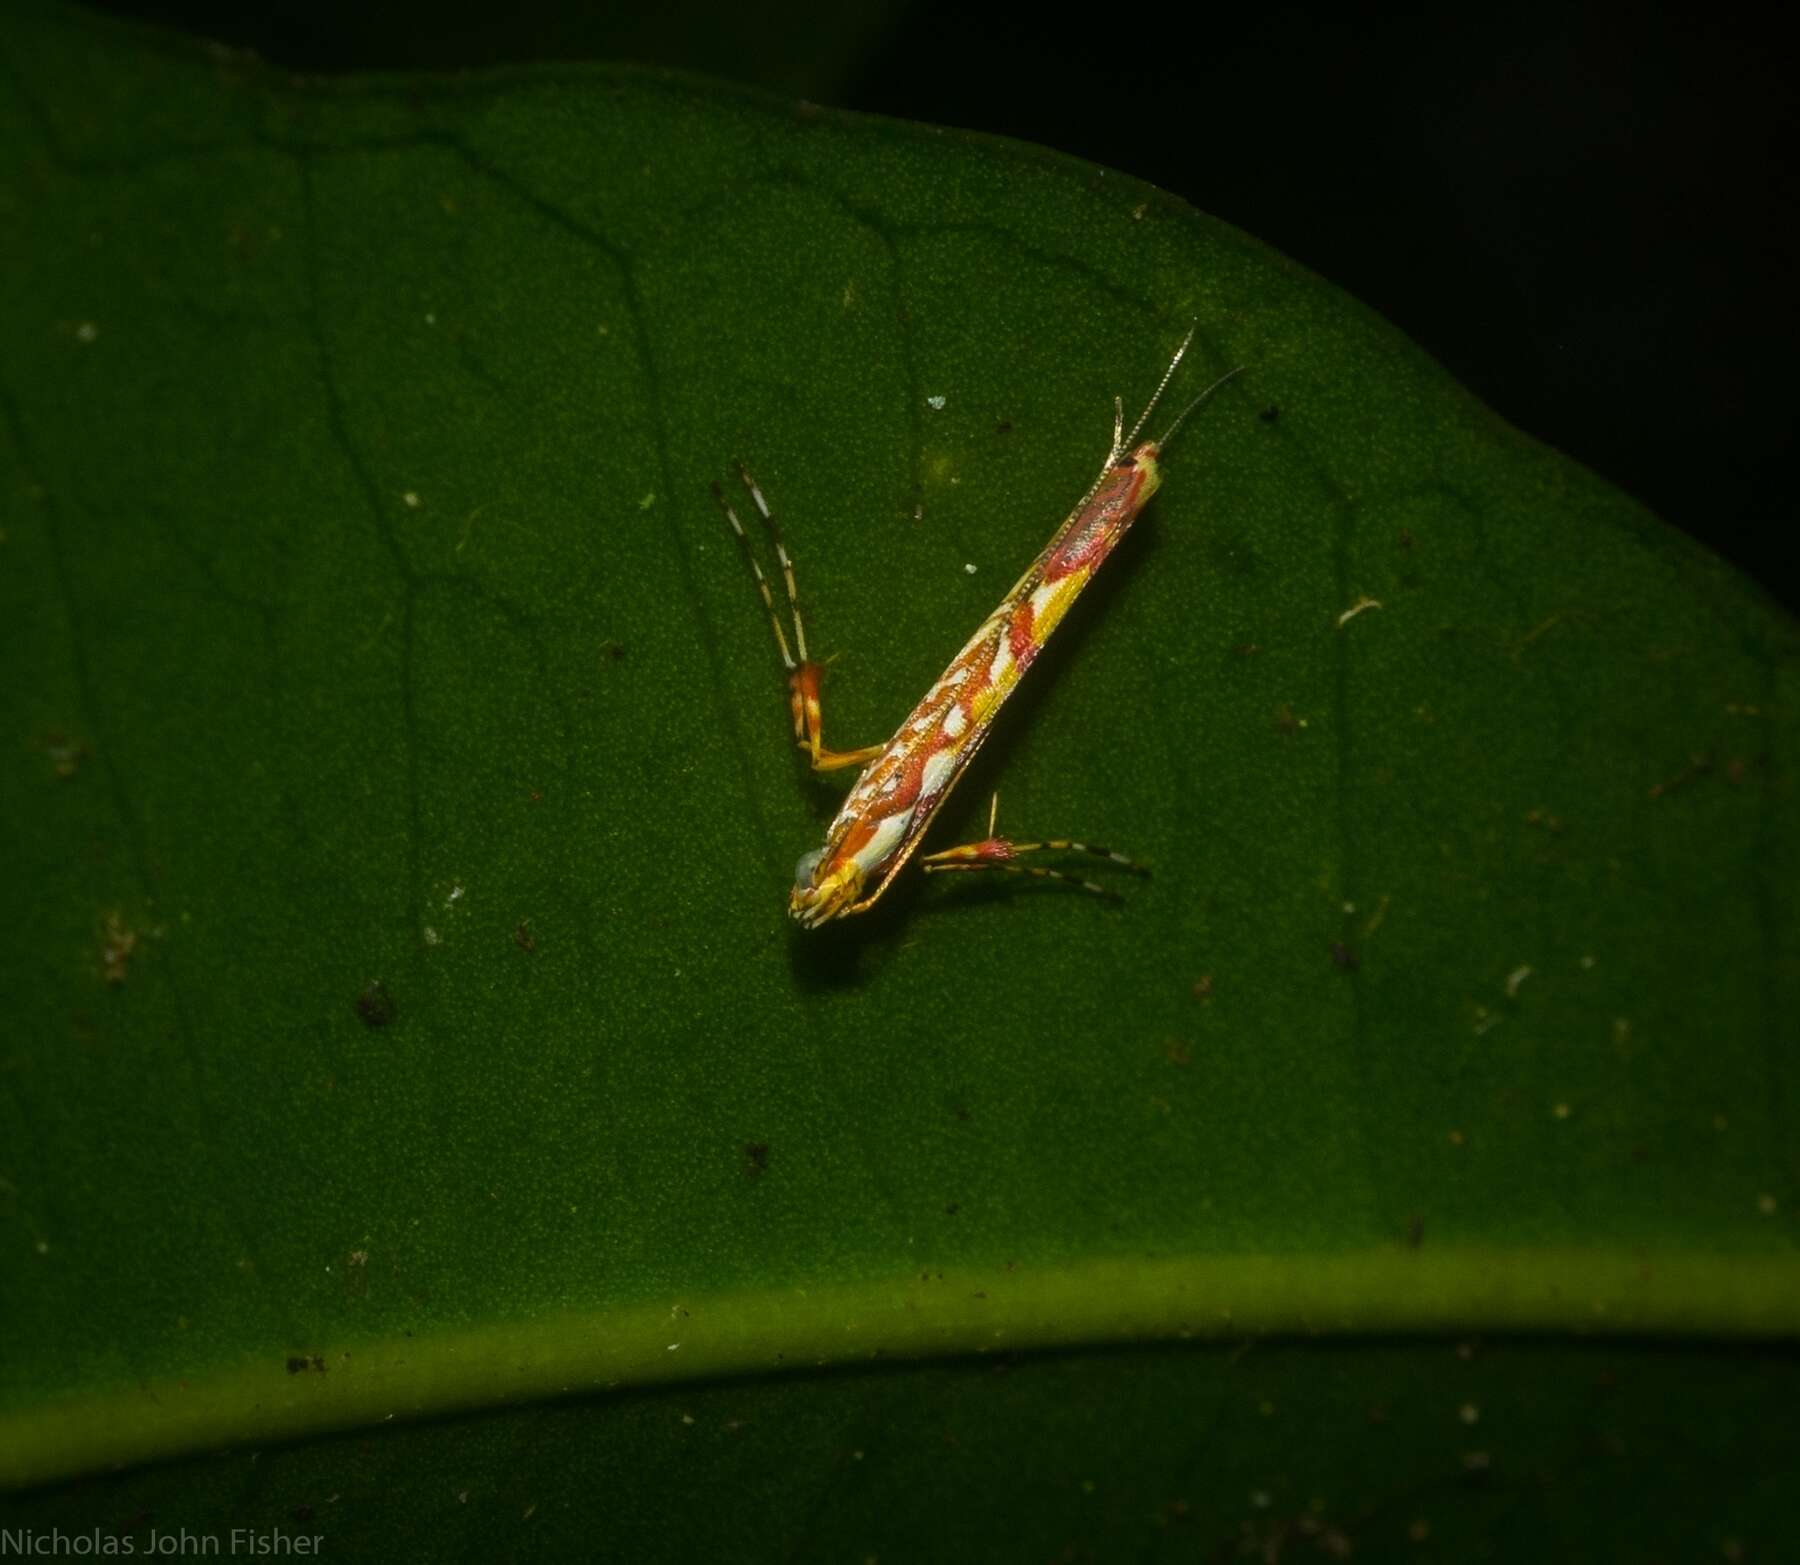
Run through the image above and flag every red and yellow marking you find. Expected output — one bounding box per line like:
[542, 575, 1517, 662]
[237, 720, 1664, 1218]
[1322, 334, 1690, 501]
[713, 326, 1240, 927]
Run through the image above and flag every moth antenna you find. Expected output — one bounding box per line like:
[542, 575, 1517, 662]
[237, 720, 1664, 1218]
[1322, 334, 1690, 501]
[1122, 320, 1197, 449]
[1154, 364, 1246, 450]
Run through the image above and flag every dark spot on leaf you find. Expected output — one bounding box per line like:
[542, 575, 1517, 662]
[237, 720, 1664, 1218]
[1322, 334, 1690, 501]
[944, 1201, 959, 1214]
[1259, 405, 1280, 423]
[995, 419, 1013, 434]
[1406, 1215, 1425, 1248]
[1165, 1039, 1193, 1067]
[742, 1141, 769, 1179]
[293, 1504, 315, 1523]
[514, 920, 537, 953]
[354, 979, 395, 1028]
[600, 639, 626, 662]
[1329, 941, 1358, 971]
[1192, 975, 1214, 1001]
[1398, 528, 1415, 551]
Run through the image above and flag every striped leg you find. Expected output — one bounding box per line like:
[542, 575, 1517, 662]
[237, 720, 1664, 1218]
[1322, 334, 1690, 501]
[712, 464, 884, 773]
[921, 794, 1150, 901]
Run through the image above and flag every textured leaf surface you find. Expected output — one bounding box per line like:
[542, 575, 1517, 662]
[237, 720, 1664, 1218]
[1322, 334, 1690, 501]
[1, 3, 1796, 1552]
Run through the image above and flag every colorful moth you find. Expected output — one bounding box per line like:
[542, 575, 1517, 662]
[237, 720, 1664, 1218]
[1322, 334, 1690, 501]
[713, 325, 1241, 928]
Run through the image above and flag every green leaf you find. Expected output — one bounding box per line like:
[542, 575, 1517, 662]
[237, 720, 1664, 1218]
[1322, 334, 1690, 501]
[2, 2, 1796, 1553]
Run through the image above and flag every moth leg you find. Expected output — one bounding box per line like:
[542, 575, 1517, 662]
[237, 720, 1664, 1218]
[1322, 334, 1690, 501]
[921, 793, 1149, 900]
[712, 465, 884, 771]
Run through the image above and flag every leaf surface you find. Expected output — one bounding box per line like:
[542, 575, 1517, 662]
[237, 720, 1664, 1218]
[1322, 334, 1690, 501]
[1, 4, 1795, 1551]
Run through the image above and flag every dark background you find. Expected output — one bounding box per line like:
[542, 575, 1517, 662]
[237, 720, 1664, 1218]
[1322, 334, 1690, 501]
[87, 0, 1796, 612]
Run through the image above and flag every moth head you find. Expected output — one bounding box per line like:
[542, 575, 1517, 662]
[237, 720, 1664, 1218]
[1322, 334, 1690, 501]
[788, 850, 863, 927]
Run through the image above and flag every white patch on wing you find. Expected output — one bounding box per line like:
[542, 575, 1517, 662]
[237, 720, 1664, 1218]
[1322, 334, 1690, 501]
[918, 746, 958, 803]
[941, 704, 966, 739]
[853, 809, 912, 875]
[988, 634, 1015, 687]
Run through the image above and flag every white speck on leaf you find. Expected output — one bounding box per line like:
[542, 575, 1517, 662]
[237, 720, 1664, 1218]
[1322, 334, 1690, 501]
[1336, 595, 1382, 629]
